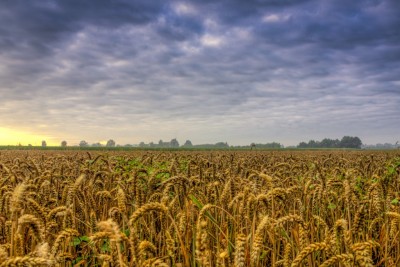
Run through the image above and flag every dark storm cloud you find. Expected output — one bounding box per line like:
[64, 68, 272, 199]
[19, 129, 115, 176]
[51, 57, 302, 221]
[155, 9, 204, 41]
[0, 0, 399, 145]
[0, 1, 166, 57]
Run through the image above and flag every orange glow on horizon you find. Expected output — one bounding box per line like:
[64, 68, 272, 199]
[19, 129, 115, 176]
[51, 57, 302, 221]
[0, 127, 57, 146]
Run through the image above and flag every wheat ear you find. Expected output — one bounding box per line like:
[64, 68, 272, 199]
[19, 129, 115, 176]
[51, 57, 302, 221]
[291, 242, 327, 267]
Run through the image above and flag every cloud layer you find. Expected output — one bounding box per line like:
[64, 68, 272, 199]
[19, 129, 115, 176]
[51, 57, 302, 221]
[0, 0, 399, 145]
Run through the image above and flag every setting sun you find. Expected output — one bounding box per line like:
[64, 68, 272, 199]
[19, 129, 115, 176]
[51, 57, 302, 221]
[0, 127, 56, 146]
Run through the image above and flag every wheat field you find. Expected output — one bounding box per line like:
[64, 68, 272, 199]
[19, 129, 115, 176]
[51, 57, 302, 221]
[0, 150, 399, 266]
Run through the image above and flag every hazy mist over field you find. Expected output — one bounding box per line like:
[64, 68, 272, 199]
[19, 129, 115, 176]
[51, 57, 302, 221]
[0, 1, 399, 146]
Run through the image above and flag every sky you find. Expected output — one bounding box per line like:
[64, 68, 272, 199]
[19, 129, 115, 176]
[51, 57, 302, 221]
[0, 0, 399, 146]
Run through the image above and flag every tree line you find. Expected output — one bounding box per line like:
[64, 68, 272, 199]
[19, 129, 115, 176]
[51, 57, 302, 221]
[137, 139, 230, 149]
[297, 136, 362, 149]
[41, 136, 363, 149]
[56, 139, 230, 149]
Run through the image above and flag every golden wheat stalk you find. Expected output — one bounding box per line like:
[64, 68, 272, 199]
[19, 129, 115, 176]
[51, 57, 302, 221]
[0, 256, 54, 267]
[291, 242, 328, 267]
[319, 253, 354, 267]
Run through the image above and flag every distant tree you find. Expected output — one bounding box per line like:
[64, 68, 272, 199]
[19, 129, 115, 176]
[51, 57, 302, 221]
[250, 143, 256, 150]
[308, 140, 318, 148]
[92, 142, 102, 147]
[158, 140, 164, 147]
[28, 144, 32, 147]
[298, 142, 308, 148]
[260, 142, 282, 148]
[340, 136, 362, 149]
[41, 140, 47, 147]
[231, 142, 281, 149]
[320, 138, 340, 148]
[139, 142, 146, 148]
[320, 138, 331, 148]
[333, 139, 341, 147]
[106, 139, 116, 147]
[182, 140, 193, 147]
[79, 140, 89, 147]
[61, 140, 67, 147]
[170, 138, 179, 148]
[215, 142, 229, 148]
